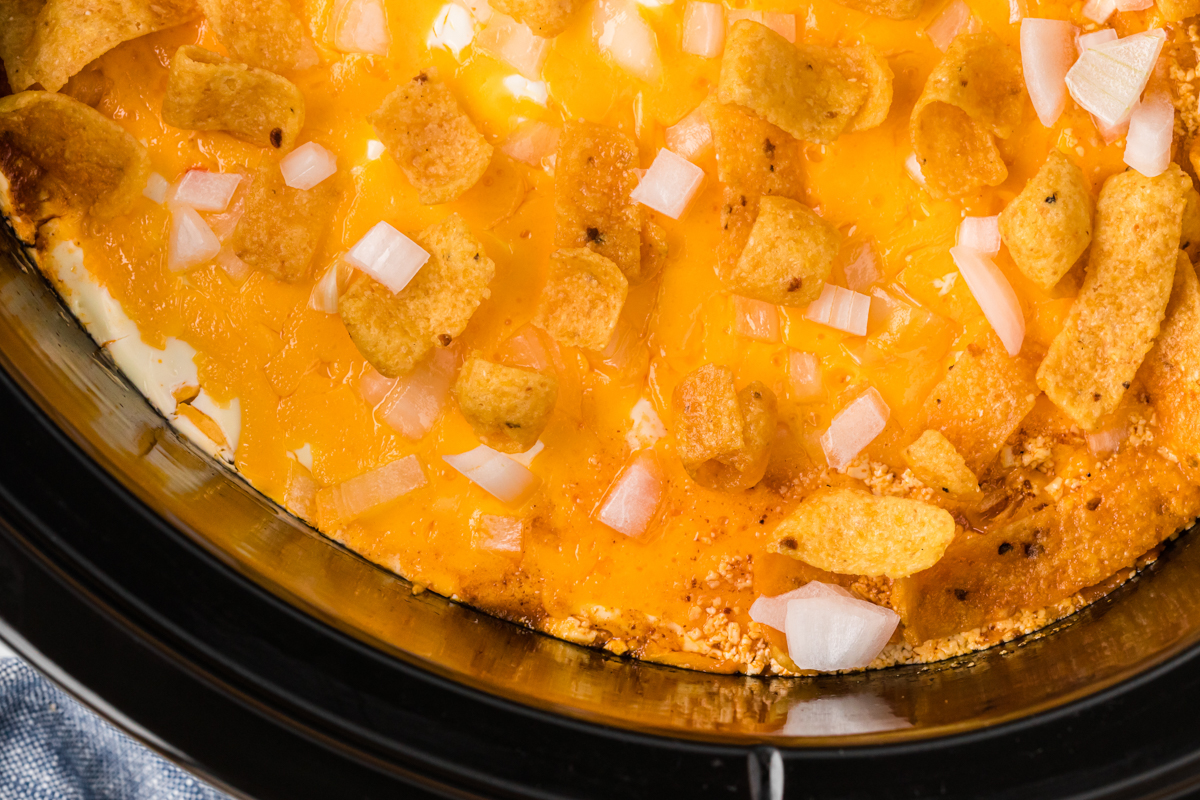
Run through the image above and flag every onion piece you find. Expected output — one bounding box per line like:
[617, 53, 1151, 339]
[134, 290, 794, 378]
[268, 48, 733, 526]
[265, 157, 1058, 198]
[1077, 28, 1117, 55]
[734, 296, 781, 342]
[1065, 30, 1165, 129]
[1086, 427, 1127, 456]
[1021, 18, 1078, 128]
[821, 387, 890, 471]
[366, 139, 386, 160]
[749, 581, 854, 632]
[428, 2, 476, 58]
[359, 348, 456, 440]
[957, 215, 1001, 256]
[216, 245, 253, 284]
[789, 351, 822, 399]
[926, 0, 977, 52]
[171, 170, 242, 212]
[626, 398, 667, 449]
[950, 246, 1026, 356]
[143, 172, 170, 204]
[495, 324, 552, 370]
[727, 10, 797, 42]
[477, 12, 551, 79]
[593, 0, 663, 83]
[168, 206, 222, 272]
[665, 104, 714, 161]
[345, 222, 430, 294]
[595, 449, 665, 538]
[844, 242, 881, 292]
[316, 455, 426, 528]
[474, 514, 524, 553]
[682, 2, 725, 57]
[502, 75, 550, 105]
[309, 261, 352, 313]
[329, 0, 391, 56]
[501, 120, 561, 166]
[280, 142, 338, 190]
[1095, 114, 1131, 145]
[629, 148, 705, 219]
[1124, 90, 1174, 178]
[904, 152, 927, 187]
[1115, 0, 1153, 9]
[805, 284, 871, 336]
[444, 444, 541, 505]
[785, 592, 900, 672]
[1082, 0, 1116, 22]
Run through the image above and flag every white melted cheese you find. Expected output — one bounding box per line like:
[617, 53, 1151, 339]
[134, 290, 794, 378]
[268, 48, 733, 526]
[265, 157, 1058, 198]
[428, 3, 476, 57]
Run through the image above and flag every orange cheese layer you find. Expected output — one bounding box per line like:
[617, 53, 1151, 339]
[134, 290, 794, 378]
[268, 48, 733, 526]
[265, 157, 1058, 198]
[67, 0, 1157, 672]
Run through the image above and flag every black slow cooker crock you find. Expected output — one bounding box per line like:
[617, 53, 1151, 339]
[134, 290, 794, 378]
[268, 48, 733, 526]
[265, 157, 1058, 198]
[4, 228, 1200, 800]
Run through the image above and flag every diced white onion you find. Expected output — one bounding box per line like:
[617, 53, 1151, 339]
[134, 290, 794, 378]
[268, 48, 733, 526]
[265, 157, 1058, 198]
[1124, 90, 1174, 178]
[280, 142, 338, 190]
[171, 170, 242, 213]
[143, 172, 170, 204]
[682, 2, 725, 58]
[1065, 30, 1165, 128]
[950, 246, 1026, 356]
[444, 444, 541, 505]
[957, 215, 1001, 256]
[1077, 28, 1117, 55]
[595, 449, 664, 538]
[366, 140, 386, 160]
[359, 348, 456, 440]
[477, 12, 551, 80]
[428, 3, 476, 58]
[345, 222, 430, 294]
[750, 581, 854, 632]
[926, 0, 976, 52]
[1082, 0, 1116, 22]
[502, 121, 560, 166]
[627, 398, 667, 449]
[309, 262, 345, 313]
[1086, 427, 1126, 456]
[727, 10, 796, 42]
[168, 206, 222, 272]
[904, 153, 927, 187]
[317, 455, 426, 528]
[330, 0, 391, 56]
[474, 514, 524, 553]
[789, 351, 822, 399]
[216, 245, 253, 284]
[665, 105, 714, 161]
[593, 0, 663, 83]
[784, 591, 900, 672]
[1021, 18, 1078, 128]
[502, 75, 550, 105]
[821, 387, 890, 471]
[629, 148, 705, 219]
[1115, 0, 1153, 10]
[734, 296, 781, 343]
[844, 243, 881, 292]
[805, 283, 871, 336]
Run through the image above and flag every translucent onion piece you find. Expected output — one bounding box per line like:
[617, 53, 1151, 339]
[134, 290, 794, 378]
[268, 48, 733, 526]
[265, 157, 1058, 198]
[280, 141, 338, 190]
[216, 245, 253, 284]
[820, 387, 890, 471]
[308, 262, 343, 313]
[1124, 90, 1174, 178]
[1086, 427, 1127, 456]
[477, 12, 551, 79]
[428, 2, 475, 58]
[593, 0, 663, 83]
[629, 148, 705, 219]
[950, 245, 1026, 356]
[785, 593, 900, 672]
[1021, 18, 1078, 128]
[501, 120, 561, 166]
[330, 0, 391, 56]
[734, 296, 781, 342]
[665, 105, 714, 161]
[789, 350, 822, 399]
[926, 0, 977, 52]
[316, 455, 426, 528]
[475, 514, 524, 553]
[1065, 30, 1165, 128]
[502, 75, 549, 105]
[171, 170, 242, 212]
[682, 2, 725, 57]
[168, 206, 221, 272]
[359, 347, 456, 440]
[957, 215, 1001, 256]
[366, 139, 386, 160]
[1082, 0, 1116, 22]
[1115, 0, 1153, 10]
[345, 221, 430, 294]
[844, 242, 881, 292]
[750, 581, 853, 632]
[805, 284, 871, 336]
[626, 398, 667, 449]
[595, 449, 665, 538]
[444, 444, 541, 505]
[494, 324, 552, 371]
[1077, 28, 1117, 55]
[904, 152, 927, 187]
[143, 172, 170, 204]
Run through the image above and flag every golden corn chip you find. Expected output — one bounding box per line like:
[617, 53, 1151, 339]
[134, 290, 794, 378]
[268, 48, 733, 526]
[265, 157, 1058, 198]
[1038, 165, 1189, 431]
[902, 430, 979, 497]
[673, 363, 744, 465]
[1182, 186, 1200, 262]
[718, 21, 868, 145]
[533, 248, 628, 351]
[706, 100, 806, 270]
[455, 356, 558, 453]
[369, 73, 494, 206]
[727, 196, 841, 306]
[771, 489, 956, 579]
[0, 91, 148, 220]
[998, 150, 1093, 290]
[1141, 255, 1200, 480]
[910, 32, 1024, 196]
[554, 121, 646, 284]
[831, 45, 894, 132]
[196, 0, 310, 74]
[61, 66, 112, 109]
[832, 0, 923, 19]
[1157, 0, 1199, 19]
[340, 214, 496, 378]
[162, 46, 305, 151]
[705, 382, 778, 492]
[911, 329, 1039, 474]
[0, 0, 197, 92]
[490, 0, 584, 36]
[231, 160, 338, 283]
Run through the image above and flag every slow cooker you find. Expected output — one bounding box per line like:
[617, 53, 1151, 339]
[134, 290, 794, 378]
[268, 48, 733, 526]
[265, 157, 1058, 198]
[3, 226, 1200, 799]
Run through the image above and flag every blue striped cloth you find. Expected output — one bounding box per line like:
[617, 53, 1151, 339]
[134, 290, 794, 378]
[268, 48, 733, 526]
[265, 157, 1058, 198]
[0, 657, 229, 800]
